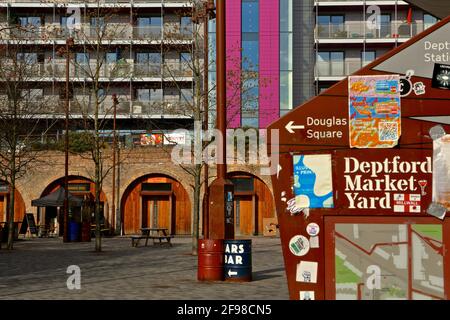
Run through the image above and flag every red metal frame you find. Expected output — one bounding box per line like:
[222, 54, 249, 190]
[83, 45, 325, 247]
[324, 216, 448, 300]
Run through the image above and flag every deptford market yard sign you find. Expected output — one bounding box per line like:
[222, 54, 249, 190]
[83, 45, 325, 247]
[336, 151, 433, 212]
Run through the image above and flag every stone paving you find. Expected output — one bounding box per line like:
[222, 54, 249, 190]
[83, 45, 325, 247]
[0, 236, 288, 300]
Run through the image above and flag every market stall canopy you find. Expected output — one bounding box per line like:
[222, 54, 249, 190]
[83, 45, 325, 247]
[31, 187, 84, 207]
[404, 0, 450, 19]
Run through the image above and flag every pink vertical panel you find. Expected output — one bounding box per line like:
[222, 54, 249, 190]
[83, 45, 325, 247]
[226, 0, 242, 128]
[259, 0, 280, 128]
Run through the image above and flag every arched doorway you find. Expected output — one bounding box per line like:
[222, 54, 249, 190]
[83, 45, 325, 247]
[0, 180, 26, 229]
[121, 174, 191, 236]
[228, 172, 275, 236]
[38, 176, 108, 236]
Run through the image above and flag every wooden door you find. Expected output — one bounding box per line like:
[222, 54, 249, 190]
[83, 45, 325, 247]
[0, 195, 5, 222]
[142, 196, 172, 232]
[234, 195, 253, 236]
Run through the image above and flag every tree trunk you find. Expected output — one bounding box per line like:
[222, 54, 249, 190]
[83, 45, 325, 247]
[94, 152, 102, 252]
[7, 176, 16, 250]
[192, 164, 202, 255]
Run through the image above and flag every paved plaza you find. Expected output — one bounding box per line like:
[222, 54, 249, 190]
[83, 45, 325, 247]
[0, 236, 288, 300]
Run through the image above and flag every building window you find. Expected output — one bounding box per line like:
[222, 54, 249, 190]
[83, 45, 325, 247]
[280, 0, 293, 112]
[136, 88, 163, 102]
[424, 14, 438, 29]
[317, 15, 344, 38]
[242, 0, 259, 128]
[362, 51, 376, 67]
[242, 0, 259, 33]
[317, 51, 344, 76]
[180, 16, 193, 35]
[18, 17, 42, 28]
[142, 183, 172, 192]
[230, 178, 254, 193]
[379, 14, 391, 38]
[136, 16, 162, 38]
[68, 183, 90, 193]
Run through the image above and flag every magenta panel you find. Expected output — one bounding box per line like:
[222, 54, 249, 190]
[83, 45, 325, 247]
[259, 0, 280, 128]
[226, 0, 242, 128]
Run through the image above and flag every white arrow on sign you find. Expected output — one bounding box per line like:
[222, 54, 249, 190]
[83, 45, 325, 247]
[285, 121, 305, 134]
[228, 270, 238, 277]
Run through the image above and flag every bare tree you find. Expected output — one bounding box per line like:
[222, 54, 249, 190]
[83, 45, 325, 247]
[57, 1, 131, 252]
[0, 25, 56, 250]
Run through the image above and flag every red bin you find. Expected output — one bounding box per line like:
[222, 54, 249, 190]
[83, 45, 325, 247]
[198, 239, 224, 281]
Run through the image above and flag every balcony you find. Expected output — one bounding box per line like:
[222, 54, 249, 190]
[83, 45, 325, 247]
[315, 60, 366, 80]
[315, 21, 425, 42]
[4, 24, 193, 43]
[66, 98, 192, 118]
[24, 62, 191, 80]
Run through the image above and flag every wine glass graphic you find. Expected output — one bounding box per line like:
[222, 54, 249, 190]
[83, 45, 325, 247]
[418, 180, 427, 196]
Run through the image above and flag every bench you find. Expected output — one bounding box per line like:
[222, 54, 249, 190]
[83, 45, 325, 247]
[131, 228, 173, 247]
[131, 235, 147, 247]
[148, 235, 173, 247]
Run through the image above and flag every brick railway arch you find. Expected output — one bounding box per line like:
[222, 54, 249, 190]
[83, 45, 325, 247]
[120, 173, 192, 236]
[0, 180, 26, 226]
[227, 170, 276, 236]
[37, 175, 109, 232]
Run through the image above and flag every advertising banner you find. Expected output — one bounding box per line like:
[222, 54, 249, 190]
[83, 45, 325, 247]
[349, 75, 401, 149]
[140, 133, 163, 146]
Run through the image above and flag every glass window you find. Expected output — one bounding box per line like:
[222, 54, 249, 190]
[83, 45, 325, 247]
[242, 117, 259, 128]
[280, 33, 292, 71]
[137, 16, 162, 27]
[181, 88, 193, 103]
[136, 53, 161, 64]
[280, 0, 292, 32]
[424, 14, 438, 29]
[280, 71, 292, 111]
[106, 52, 118, 64]
[317, 51, 344, 76]
[19, 17, 41, 27]
[90, 17, 105, 27]
[76, 53, 89, 64]
[17, 53, 38, 64]
[242, 33, 259, 71]
[181, 16, 192, 34]
[362, 51, 376, 66]
[242, 0, 259, 33]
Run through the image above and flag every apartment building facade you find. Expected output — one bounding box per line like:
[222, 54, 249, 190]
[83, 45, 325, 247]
[314, 0, 438, 93]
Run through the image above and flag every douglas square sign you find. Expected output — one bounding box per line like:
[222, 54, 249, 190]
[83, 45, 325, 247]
[267, 16, 450, 300]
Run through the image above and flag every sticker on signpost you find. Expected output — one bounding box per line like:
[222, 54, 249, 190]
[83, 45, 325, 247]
[306, 223, 320, 236]
[349, 75, 401, 149]
[296, 261, 318, 284]
[299, 291, 315, 300]
[433, 134, 450, 212]
[293, 154, 334, 209]
[289, 235, 310, 257]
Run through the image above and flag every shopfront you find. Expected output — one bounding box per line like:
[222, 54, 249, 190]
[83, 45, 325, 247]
[268, 16, 450, 300]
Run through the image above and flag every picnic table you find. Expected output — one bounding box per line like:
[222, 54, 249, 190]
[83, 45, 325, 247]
[131, 228, 173, 247]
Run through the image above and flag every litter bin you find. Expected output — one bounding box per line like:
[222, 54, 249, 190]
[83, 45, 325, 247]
[81, 222, 91, 242]
[224, 239, 252, 282]
[198, 239, 224, 281]
[68, 222, 81, 242]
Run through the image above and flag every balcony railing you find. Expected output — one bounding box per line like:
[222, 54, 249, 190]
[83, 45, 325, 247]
[315, 21, 426, 40]
[5, 25, 193, 42]
[23, 62, 191, 79]
[315, 61, 367, 77]
[0, 0, 191, 4]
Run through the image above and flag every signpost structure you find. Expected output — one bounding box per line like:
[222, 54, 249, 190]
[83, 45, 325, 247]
[268, 16, 450, 300]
